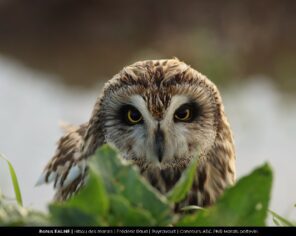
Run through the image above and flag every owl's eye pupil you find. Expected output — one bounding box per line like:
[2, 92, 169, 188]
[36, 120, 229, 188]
[128, 109, 141, 122]
[174, 104, 195, 122]
[120, 105, 143, 125]
[179, 109, 188, 117]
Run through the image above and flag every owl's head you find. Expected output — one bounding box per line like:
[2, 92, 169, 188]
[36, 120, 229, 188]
[85, 59, 225, 169]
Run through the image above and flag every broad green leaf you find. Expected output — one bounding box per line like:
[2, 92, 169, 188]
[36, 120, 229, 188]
[91, 145, 172, 225]
[0, 154, 22, 206]
[118, 166, 171, 224]
[63, 168, 109, 216]
[49, 164, 109, 225]
[90, 145, 123, 193]
[49, 205, 102, 226]
[177, 163, 273, 226]
[269, 210, 295, 226]
[108, 194, 155, 226]
[167, 157, 198, 203]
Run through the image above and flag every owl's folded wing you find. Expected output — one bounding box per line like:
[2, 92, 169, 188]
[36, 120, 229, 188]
[36, 123, 88, 201]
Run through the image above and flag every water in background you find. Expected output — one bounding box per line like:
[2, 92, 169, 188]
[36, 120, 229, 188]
[0, 57, 295, 222]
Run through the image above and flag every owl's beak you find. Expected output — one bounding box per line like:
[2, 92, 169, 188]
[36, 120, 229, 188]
[155, 124, 165, 162]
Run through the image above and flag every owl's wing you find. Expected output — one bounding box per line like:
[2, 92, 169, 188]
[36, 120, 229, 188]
[36, 123, 88, 201]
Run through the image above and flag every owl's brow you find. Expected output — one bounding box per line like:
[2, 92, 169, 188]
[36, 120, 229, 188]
[162, 95, 190, 122]
[129, 95, 155, 126]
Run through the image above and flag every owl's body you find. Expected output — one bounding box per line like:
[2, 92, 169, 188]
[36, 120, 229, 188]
[37, 59, 235, 208]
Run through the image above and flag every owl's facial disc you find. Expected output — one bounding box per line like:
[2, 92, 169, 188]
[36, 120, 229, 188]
[104, 94, 205, 167]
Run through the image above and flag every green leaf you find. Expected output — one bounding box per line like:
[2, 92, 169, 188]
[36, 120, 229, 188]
[269, 210, 295, 226]
[65, 167, 109, 216]
[49, 163, 109, 225]
[167, 157, 198, 203]
[49, 205, 101, 226]
[90, 146, 123, 193]
[108, 194, 155, 226]
[0, 153, 23, 206]
[177, 163, 273, 226]
[91, 145, 172, 225]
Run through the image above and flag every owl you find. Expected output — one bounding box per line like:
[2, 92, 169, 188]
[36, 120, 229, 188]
[37, 58, 236, 209]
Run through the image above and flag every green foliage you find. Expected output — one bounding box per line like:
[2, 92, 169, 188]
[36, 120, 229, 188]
[0, 153, 23, 206]
[178, 164, 272, 226]
[0, 197, 49, 226]
[0, 145, 295, 226]
[49, 169, 109, 226]
[166, 157, 198, 204]
[49, 145, 171, 226]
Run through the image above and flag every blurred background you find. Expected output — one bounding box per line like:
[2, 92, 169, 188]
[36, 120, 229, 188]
[0, 0, 295, 222]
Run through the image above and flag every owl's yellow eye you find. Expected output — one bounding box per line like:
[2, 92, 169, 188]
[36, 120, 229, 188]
[127, 108, 143, 124]
[174, 104, 194, 122]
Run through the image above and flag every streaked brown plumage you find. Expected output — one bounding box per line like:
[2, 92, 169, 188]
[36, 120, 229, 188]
[37, 58, 236, 208]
